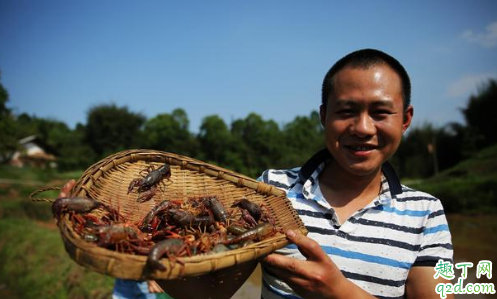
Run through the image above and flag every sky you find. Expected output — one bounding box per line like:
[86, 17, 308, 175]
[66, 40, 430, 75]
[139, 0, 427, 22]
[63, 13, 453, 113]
[1, 0, 496, 133]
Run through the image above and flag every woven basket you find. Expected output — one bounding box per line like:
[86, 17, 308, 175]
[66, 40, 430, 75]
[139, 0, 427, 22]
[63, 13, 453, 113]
[31, 149, 307, 280]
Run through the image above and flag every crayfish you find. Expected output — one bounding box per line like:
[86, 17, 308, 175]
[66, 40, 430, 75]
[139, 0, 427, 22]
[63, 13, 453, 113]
[52, 197, 103, 220]
[62, 190, 283, 273]
[128, 163, 172, 203]
[146, 238, 191, 272]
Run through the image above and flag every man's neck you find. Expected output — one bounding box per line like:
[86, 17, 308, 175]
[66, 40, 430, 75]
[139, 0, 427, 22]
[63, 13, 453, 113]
[318, 161, 382, 210]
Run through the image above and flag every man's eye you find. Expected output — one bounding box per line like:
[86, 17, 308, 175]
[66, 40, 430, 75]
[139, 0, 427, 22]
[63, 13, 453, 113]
[375, 110, 392, 115]
[336, 109, 354, 115]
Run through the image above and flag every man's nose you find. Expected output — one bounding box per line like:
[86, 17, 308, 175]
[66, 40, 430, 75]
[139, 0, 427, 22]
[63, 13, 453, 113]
[351, 113, 376, 137]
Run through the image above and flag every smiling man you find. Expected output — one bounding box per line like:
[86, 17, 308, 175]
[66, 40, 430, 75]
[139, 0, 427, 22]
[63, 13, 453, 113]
[261, 49, 454, 299]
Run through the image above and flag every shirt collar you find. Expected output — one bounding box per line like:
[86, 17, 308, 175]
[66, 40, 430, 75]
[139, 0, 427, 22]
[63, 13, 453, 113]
[297, 149, 403, 205]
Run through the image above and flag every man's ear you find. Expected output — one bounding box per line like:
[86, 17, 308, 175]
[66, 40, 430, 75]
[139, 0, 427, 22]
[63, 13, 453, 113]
[319, 104, 326, 127]
[402, 105, 414, 133]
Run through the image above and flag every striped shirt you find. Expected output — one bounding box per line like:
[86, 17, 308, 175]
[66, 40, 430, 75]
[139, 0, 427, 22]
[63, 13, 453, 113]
[259, 156, 453, 299]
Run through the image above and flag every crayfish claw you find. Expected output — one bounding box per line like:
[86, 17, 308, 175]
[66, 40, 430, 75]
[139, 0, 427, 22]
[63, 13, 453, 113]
[128, 179, 139, 194]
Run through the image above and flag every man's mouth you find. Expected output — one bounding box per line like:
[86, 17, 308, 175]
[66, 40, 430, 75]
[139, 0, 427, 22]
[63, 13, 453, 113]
[346, 145, 377, 151]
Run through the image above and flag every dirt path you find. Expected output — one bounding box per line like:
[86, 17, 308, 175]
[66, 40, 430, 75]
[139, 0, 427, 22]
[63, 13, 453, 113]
[0, 178, 46, 186]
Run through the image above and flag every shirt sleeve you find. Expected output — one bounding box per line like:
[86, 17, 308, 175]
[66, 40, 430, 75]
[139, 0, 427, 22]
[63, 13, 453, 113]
[413, 199, 454, 267]
[257, 169, 269, 183]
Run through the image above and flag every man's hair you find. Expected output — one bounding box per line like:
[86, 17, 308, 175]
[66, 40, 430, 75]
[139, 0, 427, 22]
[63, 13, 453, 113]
[321, 49, 411, 110]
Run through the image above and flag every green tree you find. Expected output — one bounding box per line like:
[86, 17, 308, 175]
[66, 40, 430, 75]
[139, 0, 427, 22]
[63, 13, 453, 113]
[198, 115, 238, 168]
[0, 72, 18, 163]
[281, 111, 325, 168]
[57, 123, 96, 171]
[231, 113, 283, 177]
[86, 104, 146, 157]
[393, 123, 437, 178]
[462, 78, 497, 147]
[143, 108, 198, 156]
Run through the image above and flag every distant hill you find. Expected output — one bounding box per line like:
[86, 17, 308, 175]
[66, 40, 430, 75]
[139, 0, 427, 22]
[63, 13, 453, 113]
[409, 144, 497, 214]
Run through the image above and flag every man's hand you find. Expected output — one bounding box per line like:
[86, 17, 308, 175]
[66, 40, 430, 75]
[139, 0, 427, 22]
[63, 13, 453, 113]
[262, 230, 374, 299]
[58, 179, 76, 198]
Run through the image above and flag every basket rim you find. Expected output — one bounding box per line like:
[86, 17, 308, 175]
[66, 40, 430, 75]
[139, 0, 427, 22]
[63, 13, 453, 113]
[61, 149, 307, 279]
[72, 149, 286, 200]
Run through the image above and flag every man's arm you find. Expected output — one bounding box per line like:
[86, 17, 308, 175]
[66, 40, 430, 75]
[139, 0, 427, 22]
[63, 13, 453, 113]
[405, 267, 454, 299]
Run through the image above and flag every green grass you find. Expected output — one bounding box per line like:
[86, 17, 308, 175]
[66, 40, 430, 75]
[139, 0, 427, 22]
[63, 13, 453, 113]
[409, 144, 497, 214]
[0, 217, 114, 299]
[0, 166, 112, 299]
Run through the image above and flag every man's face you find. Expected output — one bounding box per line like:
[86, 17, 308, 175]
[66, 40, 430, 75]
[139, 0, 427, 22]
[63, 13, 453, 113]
[320, 64, 413, 177]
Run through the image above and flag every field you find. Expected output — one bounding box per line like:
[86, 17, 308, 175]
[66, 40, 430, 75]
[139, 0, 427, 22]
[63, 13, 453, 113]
[1, 145, 496, 298]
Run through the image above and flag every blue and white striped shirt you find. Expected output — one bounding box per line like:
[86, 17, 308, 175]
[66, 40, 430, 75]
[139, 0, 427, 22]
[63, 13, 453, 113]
[260, 160, 453, 299]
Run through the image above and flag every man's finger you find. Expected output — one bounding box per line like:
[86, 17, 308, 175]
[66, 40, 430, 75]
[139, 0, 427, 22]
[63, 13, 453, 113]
[285, 230, 329, 262]
[59, 179, 76, 198]
[263, 253, 306, 278]
[147, 280, 164, 293]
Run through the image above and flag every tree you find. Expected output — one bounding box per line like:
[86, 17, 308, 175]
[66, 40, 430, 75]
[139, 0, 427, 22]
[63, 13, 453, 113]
[393, 123, 437, 178]
[0, 72, 18, 163]
[281, 111, 325, 168]
[143, 108, 198, 156]
[231, 113, 283, 177]
[462, 78, 497, 147]
[85, 104, 146, 157]
[198, 115, 237, 168]
[57, 123, 96, 171]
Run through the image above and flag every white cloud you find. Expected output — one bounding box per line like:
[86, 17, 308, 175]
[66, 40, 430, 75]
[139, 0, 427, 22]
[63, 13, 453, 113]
[446, 72, 496, 98]
[461, 21, 497, 48]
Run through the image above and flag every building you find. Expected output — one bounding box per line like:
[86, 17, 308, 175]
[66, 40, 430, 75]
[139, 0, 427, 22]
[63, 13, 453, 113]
[9, 135, 58, 168]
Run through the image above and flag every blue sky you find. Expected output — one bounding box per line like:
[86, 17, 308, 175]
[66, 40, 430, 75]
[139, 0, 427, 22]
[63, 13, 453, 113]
[1, 0, 496, 132]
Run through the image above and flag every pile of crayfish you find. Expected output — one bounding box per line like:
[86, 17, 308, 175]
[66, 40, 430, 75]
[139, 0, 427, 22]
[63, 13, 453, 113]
[52, 195, 279, 272]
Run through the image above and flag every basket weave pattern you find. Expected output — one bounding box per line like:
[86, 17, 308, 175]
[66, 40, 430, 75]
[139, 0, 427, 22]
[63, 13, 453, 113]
[59, 149, 307, 279]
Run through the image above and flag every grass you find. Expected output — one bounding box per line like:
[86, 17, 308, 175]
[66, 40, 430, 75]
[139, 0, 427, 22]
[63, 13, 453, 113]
[0, 166, 112, 299]
[409, 144, 497, 214]
[0, 218, 114, 299]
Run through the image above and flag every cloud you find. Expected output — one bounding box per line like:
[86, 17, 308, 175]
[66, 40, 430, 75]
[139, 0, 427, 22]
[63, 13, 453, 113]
[446, 72, 496, 98]
[461, 21, 497, 48]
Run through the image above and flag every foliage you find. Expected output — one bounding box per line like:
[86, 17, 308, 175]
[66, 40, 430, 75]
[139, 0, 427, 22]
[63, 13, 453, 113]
[0, 72, 496, 181]
[0, 73, 19, 163]
[231, 113, 285, 177]
[281, 111, 324, 168]
[392, 121, 476, 179]
[410, 144, 497, 214]
[85, 104, 146, 157]
[143, 108, 198, 157]
[462, 79, 497, 147]
[198, 115, 237, 168]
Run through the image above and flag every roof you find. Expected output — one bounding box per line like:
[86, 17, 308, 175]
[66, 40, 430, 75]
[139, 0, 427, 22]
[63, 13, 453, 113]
[18, 135, 59, 156]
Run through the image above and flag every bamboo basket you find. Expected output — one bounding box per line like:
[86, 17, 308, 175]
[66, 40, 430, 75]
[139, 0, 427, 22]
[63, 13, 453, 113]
[31, 149, 307, 280]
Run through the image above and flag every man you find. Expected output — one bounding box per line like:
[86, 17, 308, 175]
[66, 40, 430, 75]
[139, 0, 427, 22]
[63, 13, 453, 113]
[260, 48, 453, 298]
